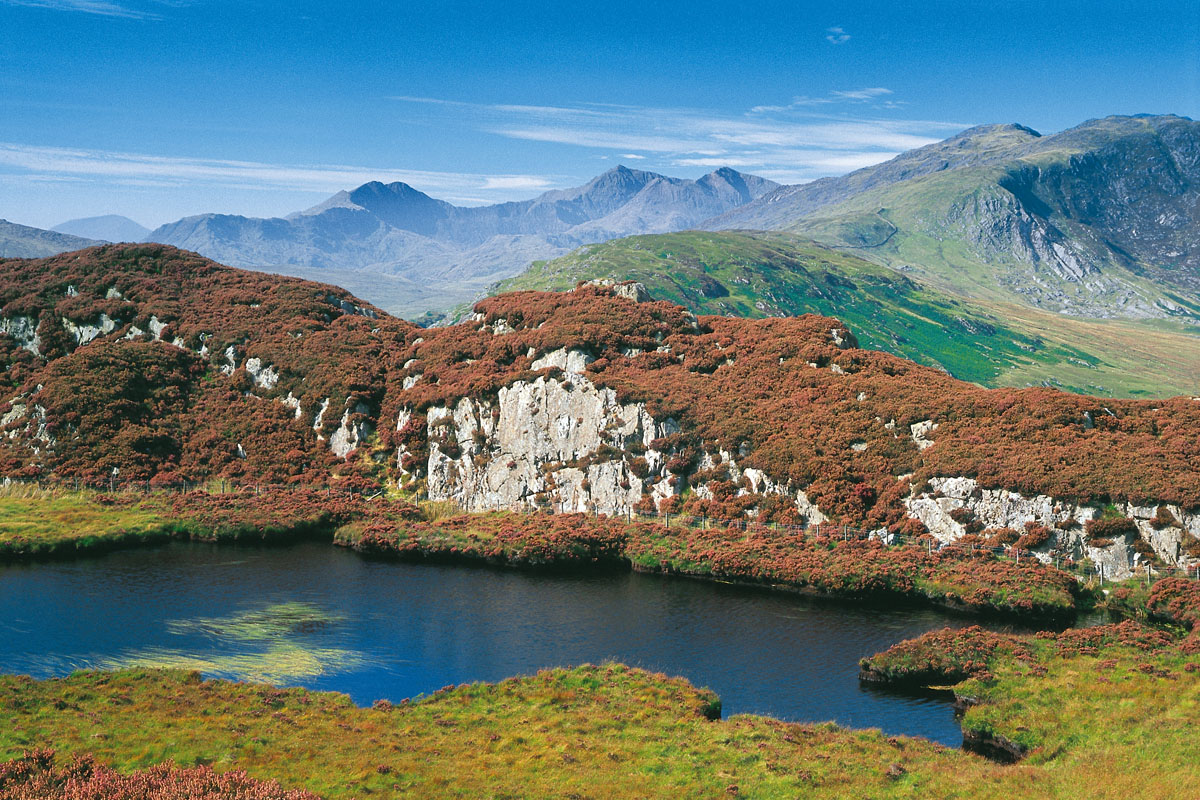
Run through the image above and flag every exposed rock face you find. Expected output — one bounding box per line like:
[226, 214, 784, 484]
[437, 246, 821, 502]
[413, 348, 828, 520]
[1, 400, 52, 451]
[329, 402, 373, 459]
[910, 420, 938, 450]
[0, 316, 40, 355]
[422, 351, 667, 514]
[244, 358, 280, 390]
[584, 279, 653, 303]
[906, 476, 1200, 578]
[61, 314, 118, 347]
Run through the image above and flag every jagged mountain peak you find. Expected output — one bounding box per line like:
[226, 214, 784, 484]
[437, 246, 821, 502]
[144, 165, 777, 315]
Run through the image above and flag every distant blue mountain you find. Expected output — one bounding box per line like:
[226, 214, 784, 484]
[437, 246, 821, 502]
[53, 214, 150, 243]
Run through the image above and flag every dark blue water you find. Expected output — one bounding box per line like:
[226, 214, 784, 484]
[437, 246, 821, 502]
[0, 542, 979, 745]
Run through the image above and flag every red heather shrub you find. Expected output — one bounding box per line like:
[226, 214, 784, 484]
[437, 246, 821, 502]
[0, 749, 319, 799]
[1085, 517, 1137, 541]
[353, 513, 629, 567]
[1044, 620, 1176, 657]
[158, 490, 419, 542]
[983, 527, 1020, 547]
[1150, 506, 1180, 530]
[1016, 522, 1052, 550]
[1148, 578, 1200, 631]
[860, 626, 1033, 685]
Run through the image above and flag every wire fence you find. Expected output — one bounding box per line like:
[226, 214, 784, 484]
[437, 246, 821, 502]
[14, 478, 1199, 585]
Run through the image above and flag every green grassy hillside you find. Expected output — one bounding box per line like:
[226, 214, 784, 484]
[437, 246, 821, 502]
[499, 230, 1200, 396]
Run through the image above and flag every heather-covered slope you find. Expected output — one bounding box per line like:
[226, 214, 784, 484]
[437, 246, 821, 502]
[498, 230, 1200, 396]
[0, 244, 411, 486]
[1, 245, 1198, 575]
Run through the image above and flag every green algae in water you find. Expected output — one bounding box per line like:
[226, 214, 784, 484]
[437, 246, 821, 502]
[96, 602, 371, 684]
[166, 602, 344, 642]
[95, 644, 369, 684]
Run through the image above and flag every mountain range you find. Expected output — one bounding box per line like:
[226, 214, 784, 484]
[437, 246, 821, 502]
[7, 114, 1200, 352]
[709, 114, 1200, 321]
[143, 166, 777, 315]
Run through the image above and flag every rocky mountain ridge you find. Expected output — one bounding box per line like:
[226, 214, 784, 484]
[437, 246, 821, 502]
[708, 115, 1200, 322]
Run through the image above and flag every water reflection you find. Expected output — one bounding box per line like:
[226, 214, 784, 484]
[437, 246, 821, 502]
[0, 541, 989, 746]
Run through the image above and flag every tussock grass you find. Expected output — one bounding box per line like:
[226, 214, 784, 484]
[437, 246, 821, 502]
[5, 641, 1198, 799]
[415, 499, 463, 523]
[0, 665, 1011, 799]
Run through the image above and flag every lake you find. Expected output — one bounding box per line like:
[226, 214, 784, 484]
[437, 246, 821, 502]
[0, 540, 1006, 746]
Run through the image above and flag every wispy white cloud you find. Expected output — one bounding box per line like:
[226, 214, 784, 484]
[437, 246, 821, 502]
[831, 87, 892, 102]
[0, 0, 176, 19]
[388, 94, 967, 185]
[825, 26, 851, 45]
[750, 88, 894, 112]
[0, 143, 558, 205]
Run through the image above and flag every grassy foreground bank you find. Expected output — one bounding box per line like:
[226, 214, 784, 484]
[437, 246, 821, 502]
[0, 488, 1080, 621]
[4, 614, 1200, 800]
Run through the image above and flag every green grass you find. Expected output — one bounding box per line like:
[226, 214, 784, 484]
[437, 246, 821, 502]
[0, 665, 1021, 799]
[92, 603, 371, 685]
[0, 486, 175, 553]
[858, 620, 1200, 797]
[498, 230, 1200, 397]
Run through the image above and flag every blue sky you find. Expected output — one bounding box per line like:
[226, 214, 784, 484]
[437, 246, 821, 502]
[1, 0, 1197, 229]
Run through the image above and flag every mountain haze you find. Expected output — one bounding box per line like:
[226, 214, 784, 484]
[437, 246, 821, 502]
[52, 215, 150, 243]
[147, 166, 777, 316]
[0, 219, 100, 259]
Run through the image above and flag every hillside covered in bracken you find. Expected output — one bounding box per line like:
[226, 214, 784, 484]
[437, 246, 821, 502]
[1, 244, 1199, 537]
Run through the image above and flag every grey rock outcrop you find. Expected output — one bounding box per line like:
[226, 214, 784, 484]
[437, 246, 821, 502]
[402, 347, 828, 522]
[906, 476, 1200, 578]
